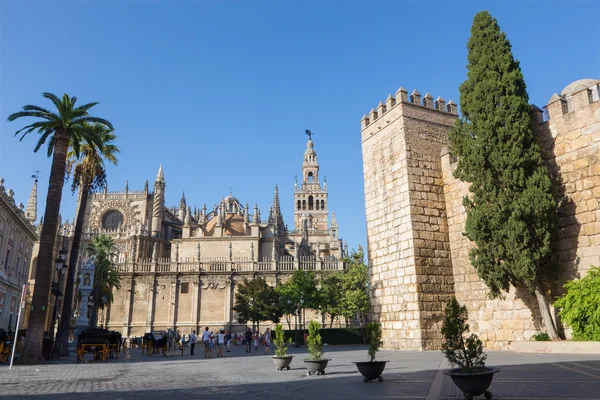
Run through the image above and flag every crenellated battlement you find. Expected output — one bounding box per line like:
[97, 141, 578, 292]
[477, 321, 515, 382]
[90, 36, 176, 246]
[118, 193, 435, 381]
[542, 79, 600, 122]
[361, 86, 458, 130]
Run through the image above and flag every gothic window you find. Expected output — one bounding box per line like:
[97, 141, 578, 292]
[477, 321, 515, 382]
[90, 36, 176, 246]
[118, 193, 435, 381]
[321, 200, 325, 209]
[302, 200, 306, 210]
[102, 210, 124, 230]
[308, 172, 314, 183]
[308, 196, 314, 210]
[297, 200, 301, 210]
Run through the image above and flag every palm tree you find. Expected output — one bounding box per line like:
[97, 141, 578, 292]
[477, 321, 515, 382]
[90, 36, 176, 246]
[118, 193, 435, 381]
[7, 93, 112, 364]
[86, 235, 121, 327]
[56, 123, 118, 355]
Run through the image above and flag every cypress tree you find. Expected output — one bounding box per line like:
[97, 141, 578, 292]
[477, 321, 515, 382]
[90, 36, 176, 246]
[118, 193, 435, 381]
[449, 11, 559, 339]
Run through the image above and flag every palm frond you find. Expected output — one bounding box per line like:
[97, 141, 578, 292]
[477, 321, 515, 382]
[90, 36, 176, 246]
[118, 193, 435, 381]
[42, 92, 61, 109]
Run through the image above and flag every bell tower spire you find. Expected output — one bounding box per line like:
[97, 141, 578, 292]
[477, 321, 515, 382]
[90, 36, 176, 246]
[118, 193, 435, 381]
[294, 131, 328, 230]
[25, 174, 39, 224]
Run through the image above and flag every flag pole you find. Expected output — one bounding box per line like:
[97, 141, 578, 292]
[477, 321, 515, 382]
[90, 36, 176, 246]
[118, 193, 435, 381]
[9, 283, 27, 370]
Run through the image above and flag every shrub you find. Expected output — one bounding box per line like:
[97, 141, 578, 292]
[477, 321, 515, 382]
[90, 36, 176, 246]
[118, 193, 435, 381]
[441, 297, 487, 372]
[273, 324, 291, 357]
[365, 322, 382, 362]
[554, 267, 600, 341]
[532, 332, 551, 341]
[306, 321, 323, 361]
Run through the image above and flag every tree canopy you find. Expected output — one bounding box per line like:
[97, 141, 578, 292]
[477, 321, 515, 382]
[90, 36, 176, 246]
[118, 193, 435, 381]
[448, 11, 558, 337]
[233, 277, 282, 330]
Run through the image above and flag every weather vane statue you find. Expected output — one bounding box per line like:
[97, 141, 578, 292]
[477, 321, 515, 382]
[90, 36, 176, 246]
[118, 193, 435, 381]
[305, 129, 313, 140]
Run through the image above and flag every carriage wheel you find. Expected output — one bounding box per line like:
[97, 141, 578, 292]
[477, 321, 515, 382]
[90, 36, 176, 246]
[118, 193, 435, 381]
[147, 345, 154, 356]
[0, 349, 9, 364]
[77, 346, 85, 363]
[102, 346, 109, 362]
[162, 345, 168, 357]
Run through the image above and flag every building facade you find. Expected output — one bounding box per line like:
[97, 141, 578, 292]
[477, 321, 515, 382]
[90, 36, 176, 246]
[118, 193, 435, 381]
[361, 79, 600, 350]
[0, 178, 37, 332]
[70, 137, 345, 336]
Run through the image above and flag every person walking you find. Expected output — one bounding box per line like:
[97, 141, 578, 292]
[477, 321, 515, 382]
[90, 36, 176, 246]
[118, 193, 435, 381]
[245, 329, 253, 353]
[189, 330, 198, 355]
[217, 329, 226, 358]
[225, 331, 232, 352]
[264, 328, 271, 355]
[202, 327, 211, 358]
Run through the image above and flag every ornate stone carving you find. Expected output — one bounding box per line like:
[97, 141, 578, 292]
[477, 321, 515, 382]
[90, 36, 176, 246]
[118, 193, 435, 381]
[88, 198, 141, 230]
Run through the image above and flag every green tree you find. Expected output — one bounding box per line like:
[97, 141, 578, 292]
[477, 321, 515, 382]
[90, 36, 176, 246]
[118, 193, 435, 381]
[56, 123, 119, 354]
[8, 93, 111, 364]
[319, 272, 343, 328]
[233, 277, 282, 331]
[448, 11, 559, 339]
[87, 235, 121, 327]
[340, 247, 370, 342]
[554, 267, 600, 341]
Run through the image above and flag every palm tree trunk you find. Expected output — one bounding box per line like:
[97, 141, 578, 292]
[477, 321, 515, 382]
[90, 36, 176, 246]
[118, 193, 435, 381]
[18, 133, 69, 365]
[56, 183, 90, 356]
[90, 286, 99, 328]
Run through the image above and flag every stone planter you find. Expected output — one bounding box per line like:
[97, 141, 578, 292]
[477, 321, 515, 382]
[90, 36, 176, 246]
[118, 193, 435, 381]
[354, 360, 387, 382]
[443, 367, 500, 400]
[272, 355, 294, 370]
[304, 359, 330, 376]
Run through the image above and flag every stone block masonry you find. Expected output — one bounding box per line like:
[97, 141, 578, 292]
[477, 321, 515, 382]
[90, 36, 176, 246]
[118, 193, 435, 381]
[361, 88, 457, 350]
[361, 78, 600, 350]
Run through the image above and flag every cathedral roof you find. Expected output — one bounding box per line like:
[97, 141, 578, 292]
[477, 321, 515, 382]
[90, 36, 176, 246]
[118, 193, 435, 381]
[204, 213, 247, 236]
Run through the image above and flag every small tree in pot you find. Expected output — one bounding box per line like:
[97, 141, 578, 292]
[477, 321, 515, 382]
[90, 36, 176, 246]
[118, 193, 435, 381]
[303, 321, 330, 376]
[272, 324, 293, 371]
[354, 321, 386, 383]
[442, 297, 499, 400]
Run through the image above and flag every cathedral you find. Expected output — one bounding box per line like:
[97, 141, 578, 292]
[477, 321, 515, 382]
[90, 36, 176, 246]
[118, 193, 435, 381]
[73, 136, 345, 336]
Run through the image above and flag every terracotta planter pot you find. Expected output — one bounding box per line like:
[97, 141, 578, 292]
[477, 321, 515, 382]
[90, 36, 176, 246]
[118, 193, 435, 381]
[443, 367, 500, 400]
[354, 360, 387, 382]
[303, 359, 330, 376]
[272, 355, 294, 370]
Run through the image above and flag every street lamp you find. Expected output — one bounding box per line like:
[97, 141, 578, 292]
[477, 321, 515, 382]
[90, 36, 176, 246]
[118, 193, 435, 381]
[299, 296, 305, 345]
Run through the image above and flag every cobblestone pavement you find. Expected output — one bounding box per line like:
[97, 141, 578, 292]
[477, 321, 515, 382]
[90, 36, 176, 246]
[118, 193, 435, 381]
[1, 345, 600, 399]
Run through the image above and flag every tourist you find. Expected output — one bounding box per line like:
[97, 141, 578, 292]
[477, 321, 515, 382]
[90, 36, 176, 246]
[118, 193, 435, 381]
[225, 331, 232, 352]
[217, 329, 226, 357]
[202, 327, 211, 358]
[245, 329, 253, 353]
[264, 328, 271, 355]
[254, 331, 259, 351]
[189, 330, 197, 355]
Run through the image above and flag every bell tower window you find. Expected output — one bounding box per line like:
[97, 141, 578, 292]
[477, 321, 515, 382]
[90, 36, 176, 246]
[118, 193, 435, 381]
[307, 172, 314, 183]
[321, 200, 325, 209]
[316, 200, 320, 210]
[308, 196, 314, 210]
[297, 200, 301, 210]
[302, 200, 306, 210]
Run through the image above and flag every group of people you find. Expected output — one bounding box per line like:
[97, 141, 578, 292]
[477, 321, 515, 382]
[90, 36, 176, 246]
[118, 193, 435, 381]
[185, 327, 272, 357]
[188, 327, 231, 358]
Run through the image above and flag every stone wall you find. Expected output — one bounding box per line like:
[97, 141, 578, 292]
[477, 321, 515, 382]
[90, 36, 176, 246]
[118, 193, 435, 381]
[361, 88, 457, 350]
[535, 85, 600, 291]
[441, 151, 543, 350]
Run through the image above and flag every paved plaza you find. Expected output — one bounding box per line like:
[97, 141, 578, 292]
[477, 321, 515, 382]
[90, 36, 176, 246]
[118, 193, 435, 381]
[1, 344, 600, 399]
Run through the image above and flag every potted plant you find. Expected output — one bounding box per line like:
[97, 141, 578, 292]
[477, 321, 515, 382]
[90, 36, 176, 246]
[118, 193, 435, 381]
[441, 297, 499, 400]
[272, 324, 293, 371]
[353, 321, 386, 382]
[303, 320, 330, 376]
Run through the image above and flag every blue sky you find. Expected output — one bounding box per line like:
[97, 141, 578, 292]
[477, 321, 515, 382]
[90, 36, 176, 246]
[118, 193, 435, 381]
[1, 1, 598, 254]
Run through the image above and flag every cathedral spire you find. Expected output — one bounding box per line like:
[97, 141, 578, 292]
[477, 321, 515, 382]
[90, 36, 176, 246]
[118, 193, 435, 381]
[272, 185, 281, 215]
[156, 164, 164, 182]
[180, 191, 186, 208]
[25, 178, 38, 224]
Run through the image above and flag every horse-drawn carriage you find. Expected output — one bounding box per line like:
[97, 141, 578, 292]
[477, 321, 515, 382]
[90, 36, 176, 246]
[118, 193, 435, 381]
[0, 328, 12, 363]
[142, 331, 169, 357]
[77, 328, 122, 362]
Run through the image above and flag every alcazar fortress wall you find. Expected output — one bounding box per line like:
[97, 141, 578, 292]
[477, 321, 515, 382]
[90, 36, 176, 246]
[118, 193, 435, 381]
[361, 79, 600, 350]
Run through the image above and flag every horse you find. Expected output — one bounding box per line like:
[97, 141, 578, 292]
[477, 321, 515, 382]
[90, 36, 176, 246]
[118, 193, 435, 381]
[166, 329, 178, 357]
